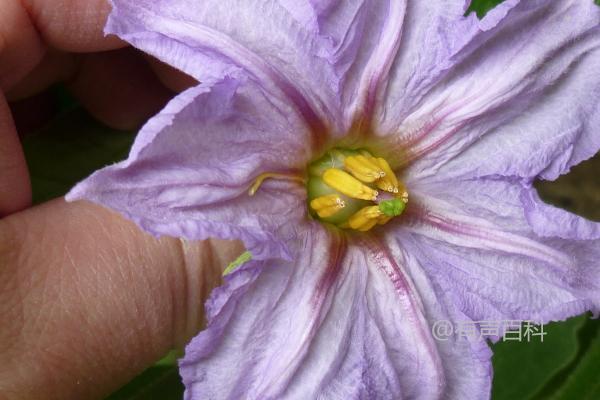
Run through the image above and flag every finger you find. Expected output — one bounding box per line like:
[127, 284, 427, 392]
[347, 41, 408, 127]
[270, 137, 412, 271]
[146, 56, 199, 93]
[0, 94, 31, 215]
[5, 50, 77, 102]
[0, 199, 243, 400]
[0, 0, 46, 90]
[67, 48, 174, 130]
[5, 49, 182, 133]
[7, 50, 196, 105]
[1, 0, 125, 92]
[22, 0, 124, 52]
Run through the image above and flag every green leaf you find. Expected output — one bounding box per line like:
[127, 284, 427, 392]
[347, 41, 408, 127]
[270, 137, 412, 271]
[533, 317, 600, 399]
[22, 107, 134, 204]
[105, 366, 185, 400]
[491, 315, 587, 400]
[467, 0, 506, 17]
[548, 324, 600, 399]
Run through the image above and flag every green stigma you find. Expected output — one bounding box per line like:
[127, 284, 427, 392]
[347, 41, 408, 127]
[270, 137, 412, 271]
[378, 198, 406, 217]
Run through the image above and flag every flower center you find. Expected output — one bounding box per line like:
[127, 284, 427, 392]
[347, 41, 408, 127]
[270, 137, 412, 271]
[307, 148, 408, 231]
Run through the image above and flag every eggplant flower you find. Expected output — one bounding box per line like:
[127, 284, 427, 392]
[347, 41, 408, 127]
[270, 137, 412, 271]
[67, 0, 600, 398]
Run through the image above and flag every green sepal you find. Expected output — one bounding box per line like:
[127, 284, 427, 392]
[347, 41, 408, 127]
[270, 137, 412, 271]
[223, 251, 252, 276]
[378, 199, 406, 217]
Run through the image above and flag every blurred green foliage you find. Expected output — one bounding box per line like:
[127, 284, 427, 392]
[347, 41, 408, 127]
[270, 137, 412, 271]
[547, 328, 600, 399]
[18, 0, 600, 398]
[23, 110, 134, 204]
[105, 366, 184, 400]
[492, 315, 589, 400]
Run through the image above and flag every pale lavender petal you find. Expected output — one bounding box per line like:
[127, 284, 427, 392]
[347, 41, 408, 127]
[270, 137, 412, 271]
[108, 1, 449, 135]
[379, 232, 492, 399]
[280, 1, 407, 129]
[401, 178, 600, 327]
[376, 0, 521, 131]
[107, 0, 343, 136]
[67, 76, 311, 260]
[520, 187, 600, 240]
[180, 224, 491, 399]
[379, 0, 600, 185]
[106, 1, 238, 86]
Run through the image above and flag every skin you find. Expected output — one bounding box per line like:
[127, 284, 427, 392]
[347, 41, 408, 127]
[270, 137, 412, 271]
[0, 1, 242, 399]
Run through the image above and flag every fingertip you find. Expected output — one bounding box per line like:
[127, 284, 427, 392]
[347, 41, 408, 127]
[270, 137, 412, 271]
[146, 56, 199, 93]
[5, 50, 77, 101]
[23, 0, 126, 52]
[67, 48, 173, 131]
[0, 0, 46, 91]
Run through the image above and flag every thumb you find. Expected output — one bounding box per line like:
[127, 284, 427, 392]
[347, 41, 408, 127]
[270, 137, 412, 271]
[0, 199, 242, 400]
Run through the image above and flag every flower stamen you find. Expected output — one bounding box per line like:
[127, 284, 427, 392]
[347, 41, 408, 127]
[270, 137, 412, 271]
[344, 155, 386, 183]
[310, 194, 346, 218]
[249, 172, 306, 196]
[348, 206, 383, 231]
[307, 148, 408, 232]
[322, 168, 379, 201]
[373, 157, 401, 194]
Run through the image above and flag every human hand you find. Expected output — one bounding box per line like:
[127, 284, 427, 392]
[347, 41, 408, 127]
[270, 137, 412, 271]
[0, 1, 241, 399]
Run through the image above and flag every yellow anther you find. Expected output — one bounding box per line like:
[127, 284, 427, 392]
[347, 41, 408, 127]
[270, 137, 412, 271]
[322, 168, 379, 201]
[249, 172, 305, 196]
[400, 190, 409, 203]
[377, 215, 393, 225]
[373, 158, 400, 193]
[344, 155, 386, 183]
[348, 206, 383, 231]
[309, 194, 346, 218]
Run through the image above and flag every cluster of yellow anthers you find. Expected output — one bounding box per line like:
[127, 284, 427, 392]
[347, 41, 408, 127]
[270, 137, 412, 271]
[247, 148, 408, 232]
[307, 148, 409, 232]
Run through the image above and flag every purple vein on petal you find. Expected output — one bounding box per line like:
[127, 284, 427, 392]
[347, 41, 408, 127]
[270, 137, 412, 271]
[385, 91, 492, 167]
[253, 232, 347, 398]
[313, 232, 348, 311]
[177, 21, 329, 151]
[121, 4, 332, 152]
[358, 235, 445, 398]
[385, 15, 600, 167]
[351, 1, 406, 135]
[412, 203, 574, 271]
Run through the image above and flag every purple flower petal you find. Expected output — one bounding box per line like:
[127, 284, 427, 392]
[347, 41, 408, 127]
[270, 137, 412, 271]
[107, 0, 346, 135]
[401, 178, 600, 326]
[520, 187, 600, 241]
[279, 1, 407, 129]
[67, 76, 312, 260]
[375, 0, 521, 130]
[379, 0, 600, 184]
[180, 224, 491, 399]
[110, 0, 489, 136]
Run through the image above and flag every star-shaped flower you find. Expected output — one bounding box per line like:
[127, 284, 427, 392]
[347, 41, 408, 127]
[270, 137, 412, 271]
[68, 1, 600, 398]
